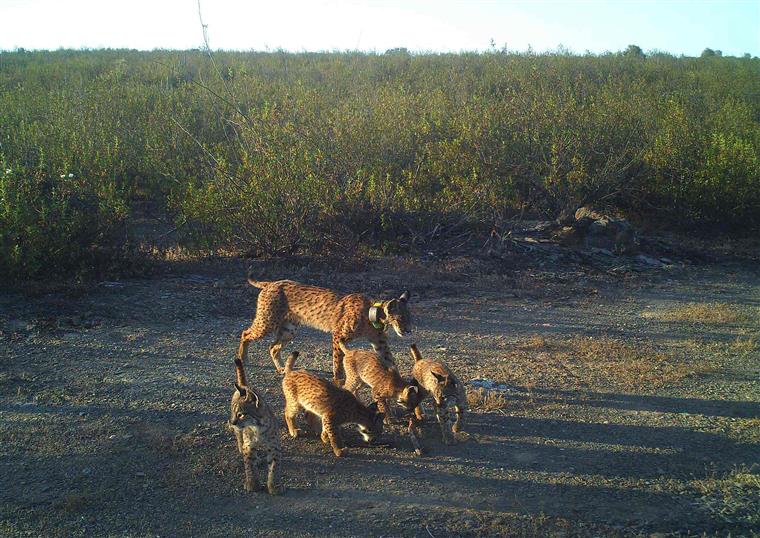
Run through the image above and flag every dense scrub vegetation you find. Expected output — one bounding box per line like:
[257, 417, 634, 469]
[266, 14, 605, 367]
[1, 48, 758, 279]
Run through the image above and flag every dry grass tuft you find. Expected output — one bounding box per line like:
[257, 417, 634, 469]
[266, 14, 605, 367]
[692, 465, 760, 527]
[467, 387, 509, 411]
[524, 334, 548, 350]
[484, 334, 714, 393]
[730, 336, 758, 354]
[561, 335, 704, 390]
[56, 493, 89, 513]
[648, 302, 751, 324]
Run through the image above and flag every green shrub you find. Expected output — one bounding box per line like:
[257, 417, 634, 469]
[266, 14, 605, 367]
[1, 48, 759, 275]
[0, 158, 129, 280]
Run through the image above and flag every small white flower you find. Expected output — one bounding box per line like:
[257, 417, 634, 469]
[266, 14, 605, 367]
[68, 173, 74, 178]
[4, 169, 10, 175]
[60, 174, 65, 178]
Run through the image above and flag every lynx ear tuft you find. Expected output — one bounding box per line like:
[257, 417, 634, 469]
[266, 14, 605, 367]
[234, 383, 247, 397]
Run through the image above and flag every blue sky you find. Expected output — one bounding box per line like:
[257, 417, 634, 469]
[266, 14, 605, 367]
[0, 0, 757, 56]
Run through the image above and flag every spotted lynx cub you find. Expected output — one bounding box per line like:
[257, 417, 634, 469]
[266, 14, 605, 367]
[281, 351, 385, 457]
[410, 344, 466, 445]
[238, 276, 411, 383]
[228, 357, 282, 494]
[341, 343, 421, 421]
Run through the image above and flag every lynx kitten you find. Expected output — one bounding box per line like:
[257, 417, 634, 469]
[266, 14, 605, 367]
[228, 357, 282, 494]
[410, 344, 467, 445]
[281, 351, 385, 457]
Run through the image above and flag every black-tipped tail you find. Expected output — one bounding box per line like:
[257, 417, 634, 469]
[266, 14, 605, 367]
[283, 351, 300, 374]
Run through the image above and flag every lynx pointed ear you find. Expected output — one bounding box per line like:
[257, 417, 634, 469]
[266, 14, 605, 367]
[399, 290, 410, 302]
[248, 390, 261, 408]
[234, 383, 247, 397]
[432, 371, 447, 384]
[410, 344, 423, 362]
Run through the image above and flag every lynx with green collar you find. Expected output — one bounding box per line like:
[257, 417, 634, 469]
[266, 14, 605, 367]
[238, 276, 412, 383]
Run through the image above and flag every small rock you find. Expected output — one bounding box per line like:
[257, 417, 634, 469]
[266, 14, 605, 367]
[636, 255, 664, 267]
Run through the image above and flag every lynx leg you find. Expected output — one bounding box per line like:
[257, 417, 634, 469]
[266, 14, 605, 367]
[266, 448, 282, 495]
[452, 405, 464, 433]
[243, 449, 262, 492]
[332, 335, 348, 384]
[234, 428, 244, 453]
[408, 416, 424, 456]
[284, 401, 302, 438]
[435, 402, 454, 445]
[414, 404, 424, 421]
[322, 418, 345, 457]
[269, 322, 296, 374]
[238, 323, 267, 363]
[304, 411, 322, 434]
[238, 288, 285, 364]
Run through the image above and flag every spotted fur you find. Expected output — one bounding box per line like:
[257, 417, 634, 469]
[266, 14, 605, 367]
[409, 344, 467, 445]
[341, 343, 422, 421]
[228, 357, 282, 494]
[281, 351, 385, 457]
[238, 277, 411, 383]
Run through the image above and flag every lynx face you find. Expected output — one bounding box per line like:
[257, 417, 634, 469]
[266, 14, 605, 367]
[358, 401, 385, 442]
[229, 385, 263, 431]
[431, 371, 460, 406]
[384, 291, 412, 337]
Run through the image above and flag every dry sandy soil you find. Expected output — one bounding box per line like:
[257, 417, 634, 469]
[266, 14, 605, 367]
[1, 254, 759, 537]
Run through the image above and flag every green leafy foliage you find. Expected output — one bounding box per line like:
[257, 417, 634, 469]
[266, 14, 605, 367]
[1, 48, 758, 279]
[0, 159, 128, 280]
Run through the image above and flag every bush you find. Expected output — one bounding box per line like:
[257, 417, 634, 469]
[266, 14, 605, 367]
[1, 48, 758, 276]
[0, 157, 129, 281]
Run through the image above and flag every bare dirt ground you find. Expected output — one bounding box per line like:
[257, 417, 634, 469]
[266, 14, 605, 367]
[1, 253, 759, 537]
